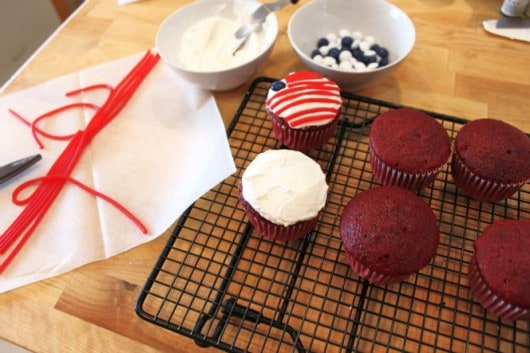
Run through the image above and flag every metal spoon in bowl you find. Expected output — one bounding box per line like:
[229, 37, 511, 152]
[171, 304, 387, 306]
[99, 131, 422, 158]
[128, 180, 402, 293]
[233, 0, 298, 55]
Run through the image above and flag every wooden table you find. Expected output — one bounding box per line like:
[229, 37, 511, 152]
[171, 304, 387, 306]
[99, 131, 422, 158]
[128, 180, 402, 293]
[0, 0, 528, 352]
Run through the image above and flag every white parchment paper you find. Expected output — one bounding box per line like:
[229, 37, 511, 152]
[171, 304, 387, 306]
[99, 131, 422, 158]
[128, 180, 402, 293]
[0, 52, 236, 292]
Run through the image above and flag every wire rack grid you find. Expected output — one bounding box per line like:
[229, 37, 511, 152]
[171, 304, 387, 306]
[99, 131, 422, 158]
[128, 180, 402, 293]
[136, 77, 530, 353]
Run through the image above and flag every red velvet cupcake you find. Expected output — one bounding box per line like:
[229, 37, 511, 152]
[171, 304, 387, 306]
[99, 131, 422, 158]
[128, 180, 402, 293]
[266, 71, 342, 151]
[339, 186, 440, 285]
[239, 149, 328, 241]
[468, 219, 530, 321]
[451, 119, 530, 202]
[368, 108, 451, 191]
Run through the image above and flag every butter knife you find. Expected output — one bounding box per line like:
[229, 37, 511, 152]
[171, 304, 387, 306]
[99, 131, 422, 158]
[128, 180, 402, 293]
[233, 0, 298, 54]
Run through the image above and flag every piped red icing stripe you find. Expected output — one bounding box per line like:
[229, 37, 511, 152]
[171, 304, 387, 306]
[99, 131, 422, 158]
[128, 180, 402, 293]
[267, 72, 342, 128]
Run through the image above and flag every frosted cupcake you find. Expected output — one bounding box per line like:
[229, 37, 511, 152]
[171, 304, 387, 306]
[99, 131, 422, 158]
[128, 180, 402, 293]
[266, 71, 342, 151]
[369, 108, 451, 191]
[451, 119, 530, 202]
[239, 149, 328, 241]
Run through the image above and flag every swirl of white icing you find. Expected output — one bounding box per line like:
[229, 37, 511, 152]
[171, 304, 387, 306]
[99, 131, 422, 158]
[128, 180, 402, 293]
[241, 149, 328, 227]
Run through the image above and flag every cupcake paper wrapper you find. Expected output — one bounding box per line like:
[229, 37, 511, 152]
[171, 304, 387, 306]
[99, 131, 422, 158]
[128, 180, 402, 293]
[239, 185, 319, 241]
[268, 109, 338, 152]
[369, 148, 441, 191]
[451, 152, 524, 202]
[468, 254, 530, 321]
[345, 251, 410, 285]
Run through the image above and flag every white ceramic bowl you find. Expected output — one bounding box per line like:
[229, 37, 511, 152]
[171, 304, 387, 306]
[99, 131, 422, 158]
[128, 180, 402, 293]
[156, 0, 278, 91]
[288, 0, 415, 91]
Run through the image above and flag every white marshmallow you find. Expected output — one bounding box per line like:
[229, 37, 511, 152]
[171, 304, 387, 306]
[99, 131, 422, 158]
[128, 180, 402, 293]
[364, 35, 376, 45]
[352, 31, 363, 40]
[325, 32, 339, 45]
[339, 61, 353, 70]
[319, 45, 330, 56]
[339, 29, 351, 38]
[312, 54, 324, 64]
[339, 50, 353, 62]
[323, 56, 337, 67]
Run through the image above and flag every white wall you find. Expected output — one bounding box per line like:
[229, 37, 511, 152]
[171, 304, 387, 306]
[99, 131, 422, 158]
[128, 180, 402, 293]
[0, 340, 30, 353]
[0, 0, 62, 85]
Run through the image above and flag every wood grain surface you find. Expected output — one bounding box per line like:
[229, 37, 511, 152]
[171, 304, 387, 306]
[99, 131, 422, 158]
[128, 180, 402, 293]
[0, 0, 529, 352]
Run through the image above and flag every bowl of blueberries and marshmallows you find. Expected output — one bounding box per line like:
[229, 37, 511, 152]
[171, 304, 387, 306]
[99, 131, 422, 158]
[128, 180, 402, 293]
[288, 0, 416, 91]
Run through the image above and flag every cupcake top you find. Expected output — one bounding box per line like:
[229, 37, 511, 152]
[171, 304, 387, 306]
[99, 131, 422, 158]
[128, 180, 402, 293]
[454, 119, 530, 183]
[474, 219, 530, 309]
[340, 186, 439, 276]
[241, 149, 328, 227]
[266, 71, 342, 129]
[369, 108, 451, 173]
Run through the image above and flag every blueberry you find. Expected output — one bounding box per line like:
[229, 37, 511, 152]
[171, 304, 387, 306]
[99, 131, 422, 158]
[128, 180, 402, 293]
[317, 37, 329, 47]
[363, 55, 378, 65]
[311, 49, 321, 58]
[271, 80, 286, 91]
[328, 47, 341, 61]
[340, 36, 354, 48]
[379, 56, 389, 67]
[351, 48, 365, 61]
[370, 44, 381, 52]
[374, 45, 389, 58]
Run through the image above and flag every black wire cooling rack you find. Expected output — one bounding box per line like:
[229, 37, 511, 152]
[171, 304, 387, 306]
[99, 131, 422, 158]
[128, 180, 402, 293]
[136, 77, 530, 353]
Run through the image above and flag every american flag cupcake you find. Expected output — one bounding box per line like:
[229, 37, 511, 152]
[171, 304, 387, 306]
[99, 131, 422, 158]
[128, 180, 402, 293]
[266, 71, 342, 151]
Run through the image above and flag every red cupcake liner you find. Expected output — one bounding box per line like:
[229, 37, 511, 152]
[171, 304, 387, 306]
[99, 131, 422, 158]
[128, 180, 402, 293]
[451, 152, 524, 202]
[468, 254, 530, 321]
[238, 184, 319, 241]
[369, 147, 441, 191]
[344, 250, 410, 285]
[267, 109, 339, 152]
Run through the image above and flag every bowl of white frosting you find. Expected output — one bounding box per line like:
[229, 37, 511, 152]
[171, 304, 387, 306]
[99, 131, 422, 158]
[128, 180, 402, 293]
[288, 0, 415, 91]
[156, 0, 278, 91]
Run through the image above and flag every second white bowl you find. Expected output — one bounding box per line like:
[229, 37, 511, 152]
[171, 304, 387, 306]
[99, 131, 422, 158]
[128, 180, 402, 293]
[288, 0, 415, 91]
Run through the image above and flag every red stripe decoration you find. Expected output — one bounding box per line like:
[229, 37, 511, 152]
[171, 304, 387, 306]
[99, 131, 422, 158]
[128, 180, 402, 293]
[267, 72, 341, 128]
[288, 110, 338, 128]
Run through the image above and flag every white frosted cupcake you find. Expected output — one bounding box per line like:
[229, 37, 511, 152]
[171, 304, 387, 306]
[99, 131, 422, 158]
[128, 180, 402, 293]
[239, 149, 328, 241]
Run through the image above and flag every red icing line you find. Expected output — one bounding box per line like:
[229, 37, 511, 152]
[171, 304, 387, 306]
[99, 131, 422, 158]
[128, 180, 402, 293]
[285, 71, 324, 82]
[11, 175, 148, 234]
[31, 103, 100, 149]
[0, 50, 159, 273]
[274, 97, 341, 117]
[268, 88, 340, 110]
[286, 108, 339, 128]
[65, 83, 114, 97]
[10, 83, 115, 149]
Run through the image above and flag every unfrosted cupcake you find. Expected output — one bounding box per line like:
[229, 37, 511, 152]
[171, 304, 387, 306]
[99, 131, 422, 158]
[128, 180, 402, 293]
[468, 219, 530, 320]
[369, 108, 451, 191]
[451, 118, 530, 202]
[239, 149, 328, 241]
[339, 186, 439, 285]
[266, 71, 342, 151]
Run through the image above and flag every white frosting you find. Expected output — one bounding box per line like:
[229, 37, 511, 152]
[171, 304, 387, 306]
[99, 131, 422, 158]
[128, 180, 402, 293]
[241, 150, 328, 227]
[179, 15, 272, 72]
